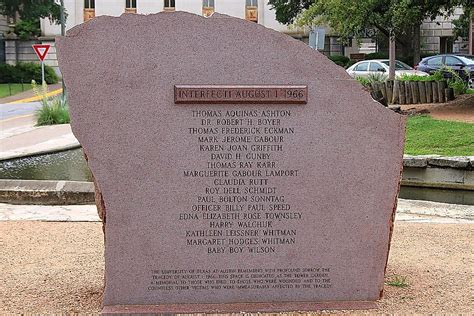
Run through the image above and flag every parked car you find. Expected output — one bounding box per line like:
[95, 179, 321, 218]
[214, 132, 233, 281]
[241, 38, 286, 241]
[415, 54, 474, 88]
[346, 59, 429, 79]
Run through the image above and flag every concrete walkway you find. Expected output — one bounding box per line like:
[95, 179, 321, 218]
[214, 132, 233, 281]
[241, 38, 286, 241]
[0, 198, 472, 223]
[0, 120, 79, 160]
[0, 82, 78, 161]
[0, 106, 79, 161]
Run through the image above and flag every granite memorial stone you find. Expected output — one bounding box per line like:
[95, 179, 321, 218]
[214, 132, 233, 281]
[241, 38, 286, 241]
[57, 12, 405, 314]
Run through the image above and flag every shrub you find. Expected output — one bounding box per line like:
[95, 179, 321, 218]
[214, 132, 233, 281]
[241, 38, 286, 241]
[398, 74, 431, 81]
[36, 95, 70, 126]
[356, 73, 387, 90]
[345, 59, 356, 68]
[367, 72, 387, 83]
[364, 52, 388, 60]
[328, 55, 350, 67]
[431, 69, 445, 81]
[444, 67, 469, 95]
[0, 62, 58, 84]
[356, 76, 371, 88]
[0, 64, 15, 83]
[449, 79, 468, 95]
[33, 80, 70, 126]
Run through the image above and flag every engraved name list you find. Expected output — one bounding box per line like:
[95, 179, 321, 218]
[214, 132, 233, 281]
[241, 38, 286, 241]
[177, 87, 304, 256]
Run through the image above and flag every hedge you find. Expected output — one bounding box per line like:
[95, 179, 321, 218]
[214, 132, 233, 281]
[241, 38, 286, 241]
[0, 62, 59, 84]
[328, 55, 350, 67]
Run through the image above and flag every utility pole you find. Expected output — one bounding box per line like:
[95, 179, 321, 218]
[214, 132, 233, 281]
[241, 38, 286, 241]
[469, 14, 473, 55]
[60, 0, 66, 98]
[60, 0, 66, 36]
[388, 29, 396, 80]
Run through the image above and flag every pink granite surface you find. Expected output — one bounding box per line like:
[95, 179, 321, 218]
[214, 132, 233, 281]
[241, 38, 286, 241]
[57, 12, 405, 312]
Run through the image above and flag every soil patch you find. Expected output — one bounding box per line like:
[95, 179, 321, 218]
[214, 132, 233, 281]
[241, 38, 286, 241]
[401, 94, 474, 123]
[1, 221, 472, 314]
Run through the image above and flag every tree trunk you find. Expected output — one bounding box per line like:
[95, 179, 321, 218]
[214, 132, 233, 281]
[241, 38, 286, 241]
[389, 32, 396, 80]
[386, 80, 393, 104]
[412, 23, 421, 67]
[469, 15, 473, 55]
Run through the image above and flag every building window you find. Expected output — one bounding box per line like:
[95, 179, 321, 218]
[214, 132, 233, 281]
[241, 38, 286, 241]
[84, 0, 95, 22]
[164, 0, 175, 11]
[246, 0, 258, 22]
[439, 37, 453, 54]
[125, 0, 137, 14]
[202, 0, 214, 17]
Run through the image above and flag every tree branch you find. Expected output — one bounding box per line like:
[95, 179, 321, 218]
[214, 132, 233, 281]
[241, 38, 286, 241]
[373, 22, 409, 47]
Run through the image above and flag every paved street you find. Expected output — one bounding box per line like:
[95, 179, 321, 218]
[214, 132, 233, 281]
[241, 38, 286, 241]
[0, 101, 42, 120]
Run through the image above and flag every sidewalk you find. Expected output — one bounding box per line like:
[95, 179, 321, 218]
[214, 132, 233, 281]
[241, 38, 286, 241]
[0, 119, 79, 160]
[0, 96, 79, 161]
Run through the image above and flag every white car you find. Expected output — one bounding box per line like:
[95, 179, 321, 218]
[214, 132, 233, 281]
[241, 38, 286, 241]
[346, 59, 429, 79]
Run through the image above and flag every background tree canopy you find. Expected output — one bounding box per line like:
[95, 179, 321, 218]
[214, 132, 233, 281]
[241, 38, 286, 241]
[0, 0, 63, 39]
[268, 0, 473, 64]
[0, 0, 62, 23]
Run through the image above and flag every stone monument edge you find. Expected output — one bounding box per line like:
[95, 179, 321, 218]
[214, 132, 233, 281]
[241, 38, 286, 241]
[380, 114, 407, 298]
[102, 300, 378, 314]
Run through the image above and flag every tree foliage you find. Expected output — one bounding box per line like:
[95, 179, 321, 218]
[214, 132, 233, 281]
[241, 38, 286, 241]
[267, 0, 314, 25]
[269, 0, 472, 64]
[0, 0, 62, 23]
[453, 6, 472, 40]
[292, 0, 467, 44]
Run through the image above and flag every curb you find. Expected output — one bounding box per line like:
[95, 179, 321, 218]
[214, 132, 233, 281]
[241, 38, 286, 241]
[403, 155, 474, 169]
[397, 198, 474, 220]
[0, 143, 81, 162]
[7, 88, 63, 104]
[0, 179, 94, 205]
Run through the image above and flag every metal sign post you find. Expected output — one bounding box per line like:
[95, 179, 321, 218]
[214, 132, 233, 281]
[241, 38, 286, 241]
[32, 44, 51, 84]
[309, 27, 326, 51]
[41, 60, 45, 84]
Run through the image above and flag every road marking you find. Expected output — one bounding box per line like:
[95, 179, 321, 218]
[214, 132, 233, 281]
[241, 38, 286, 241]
[7, 88, 63, 104]
[0, 114, 35, 123]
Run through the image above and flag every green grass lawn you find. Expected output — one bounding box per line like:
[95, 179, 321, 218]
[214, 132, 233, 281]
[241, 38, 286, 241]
[0, 83, 32, 98]
[467, 89, 474, 94]
[405, 115, 474, 156]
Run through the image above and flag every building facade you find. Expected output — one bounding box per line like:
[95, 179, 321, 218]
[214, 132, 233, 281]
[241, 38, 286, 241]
[41, 0, 294, 37]
[0, 15, 10, 63]
[36, 0, 355, 74]
[3, 2, 470, 72]
[420, 7, 470, 55]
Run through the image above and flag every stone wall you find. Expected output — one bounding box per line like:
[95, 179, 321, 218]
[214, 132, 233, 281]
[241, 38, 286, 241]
[420, 7, 469, 55]
[5, 38, 60, 76]
[0, 15, 10, 63]
[0, 15, 9, 35]
[403, 155, 474, 190]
